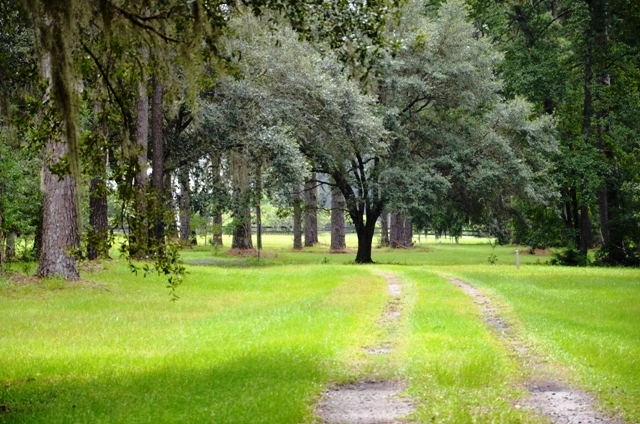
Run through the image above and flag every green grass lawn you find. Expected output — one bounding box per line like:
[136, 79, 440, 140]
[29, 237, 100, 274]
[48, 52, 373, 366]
[2, 236, 639, 423]
[452, 265, 640, 422]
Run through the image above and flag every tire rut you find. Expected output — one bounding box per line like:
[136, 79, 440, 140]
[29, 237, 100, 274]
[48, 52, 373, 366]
[449, 278, 625, 424]
[316, 272, 415, 424]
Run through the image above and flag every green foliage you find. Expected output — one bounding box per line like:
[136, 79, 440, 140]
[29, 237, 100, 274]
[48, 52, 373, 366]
[550, 245, 589, 267]
[469, 0, 640, 265]
[377, 0, 557, 243]
[487, 239, 498, 264]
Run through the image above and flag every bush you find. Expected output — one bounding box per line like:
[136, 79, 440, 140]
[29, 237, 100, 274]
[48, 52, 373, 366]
[550, 245, 588, 267]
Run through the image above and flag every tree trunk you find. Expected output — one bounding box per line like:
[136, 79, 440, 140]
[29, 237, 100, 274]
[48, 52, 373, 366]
[379, 211, 389, 247]
[232, 206, 253, 249]
[293, 185, 302, 249]
[304, 176, 318, 247]
[210, 152, 223, 246]
[354, 219, 377, 263]
[5, 231, 16, 260]
[88, 175, 108, 260]
[0, 213, 4, 266]
[571, 189, 581, 247]
[33, 208, 43, 258]
[579, 204, 592, 255]
[151, 79, 165, 244]
[37, 134, 80, 280]
[256, 166, 263, 251]
[598, 186, 609, 246]
[132, 75, 149, 257]
[164, 173, 178, 239]
[230, 152, 252, 250]
[36, 52, 79, 280]
[87, 103, 109, 260]
[330, 185, 346, 250]
[390, 211, 412, 248]
[178, 168, 191, 245]
[213, 213, 223, 246]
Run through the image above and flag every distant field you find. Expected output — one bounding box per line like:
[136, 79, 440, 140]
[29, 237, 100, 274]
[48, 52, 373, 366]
[2, 235, 639, 423]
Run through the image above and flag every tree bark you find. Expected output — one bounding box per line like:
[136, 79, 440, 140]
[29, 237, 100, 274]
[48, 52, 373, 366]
[293, 185, 302, 249]
[579, 204, 592, 255]
[210, 152, 223, 246]
[132, 74, 149, 257]
[36, 52, 79, 280]
[5, 231, 16, 260]
[380, 211, 389, 247]
[213, 213, 223, 246]
[598, 186, 609, 246]
[151, 79, 164, 244]
[164, 173, 179, 239]
[230, 152, 253, 250]
[304, 176, 318, 247]
[178, 168, 191, 245]
[37, 134, 80, 280]
[87, 103, 109, 260]
[0, 213, 4, 266]
[232, 206, 253, 249]
[330, 185, 346, 250]
[354, 218, 377, 263]
[390, 211, 412, 248]
[88, 174, 108, 260]
[256, 166, 263, 251]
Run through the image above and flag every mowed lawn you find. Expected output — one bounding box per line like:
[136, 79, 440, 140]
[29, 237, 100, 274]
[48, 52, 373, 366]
[452, 265, 640, 422]
[1, 235, 639, 423]
[0, 263, 388, 423]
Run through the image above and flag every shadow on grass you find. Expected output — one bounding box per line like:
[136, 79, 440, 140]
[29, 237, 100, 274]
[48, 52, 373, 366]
[1, 350, 331, 424]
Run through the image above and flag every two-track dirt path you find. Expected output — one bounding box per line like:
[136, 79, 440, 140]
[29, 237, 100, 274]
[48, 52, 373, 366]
[316, 272, 415, 424]
[449, 278, 625, 424]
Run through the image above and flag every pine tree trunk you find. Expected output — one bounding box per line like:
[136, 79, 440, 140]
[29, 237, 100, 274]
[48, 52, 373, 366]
[256, 166, 263, 251]
[36, 52, 79, 280]
[151, 79, 165, 244]
[213, 213, 223, 246]
[87, 103, 109, 260]
[405, 217, 413, 246]
[380, 211, 389, 247]
[6, 231, 16, 260]
[230, 152, 252, 250]
[210, 152, 223, 246]
[33, 209, 43, 258]
[164, 173, 179, 239]
[37, 135, 80, 280]
[88, 174, 108, 260]
[293, 185, 302, 249]
[132, 75, 149, 257]
[579, 205, 592, 255]
[178, 168, 191, 244]
[598, 186, 610, 246]
[0, 213, 4, 266]
[330, 185, 346, 250]
[390, 211, 412, 248]
[304, 176, 318, 247]
[390, 211, 402, 248]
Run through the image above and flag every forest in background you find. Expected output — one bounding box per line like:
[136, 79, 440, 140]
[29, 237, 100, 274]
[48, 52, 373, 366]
[1, 0, 640, 285]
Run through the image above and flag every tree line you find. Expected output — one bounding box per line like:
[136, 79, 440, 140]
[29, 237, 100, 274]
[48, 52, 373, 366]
[1, 0, 639, 288]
